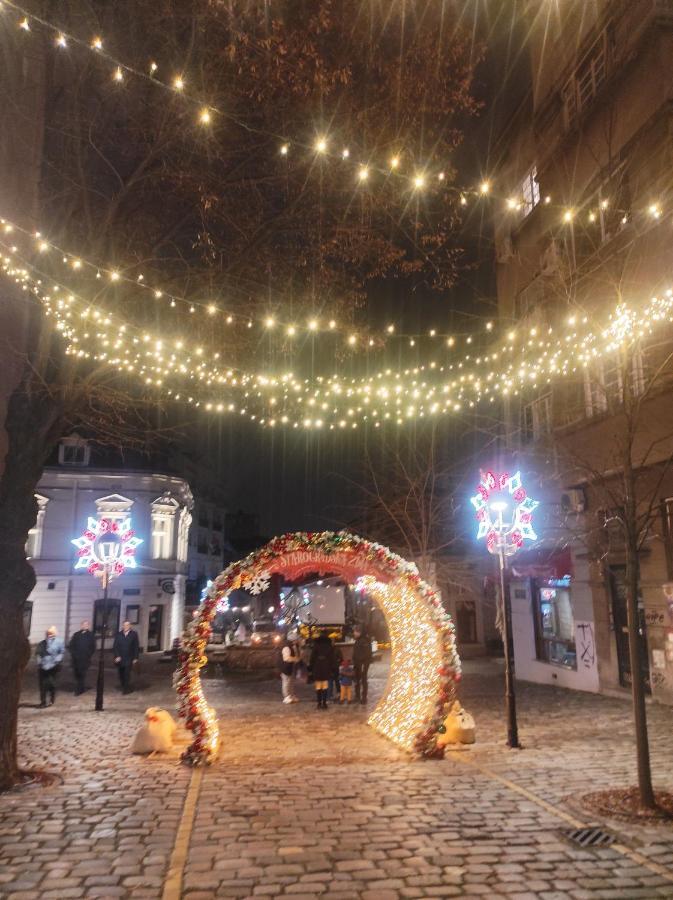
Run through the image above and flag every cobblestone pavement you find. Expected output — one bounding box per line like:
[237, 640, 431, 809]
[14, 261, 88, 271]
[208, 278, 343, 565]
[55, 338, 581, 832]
[1, 655, 673, 899]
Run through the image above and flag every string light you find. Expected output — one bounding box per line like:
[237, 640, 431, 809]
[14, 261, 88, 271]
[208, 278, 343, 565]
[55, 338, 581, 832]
[199, 108, 211, 125]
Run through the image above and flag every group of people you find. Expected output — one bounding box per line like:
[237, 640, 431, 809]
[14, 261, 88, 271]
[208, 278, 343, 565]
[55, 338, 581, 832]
[280, 627, 373, 709]
[35, 620, 140, 706]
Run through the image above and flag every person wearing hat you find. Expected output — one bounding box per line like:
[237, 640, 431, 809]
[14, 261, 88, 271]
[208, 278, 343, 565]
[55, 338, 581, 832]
[279, 631, 301, 704]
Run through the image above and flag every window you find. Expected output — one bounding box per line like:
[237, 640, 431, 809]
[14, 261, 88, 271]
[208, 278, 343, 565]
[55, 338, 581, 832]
[563, 30, 610, 129]
[455, 599, 478, 644]
[534, 583, 577, 668]
[58, 438, 90, 467]
[522, 394, 552, 443]
[26, 494, 49, 559]
[95, 493, 133, 522]
[584, 350, 644, 417]
[521, 166, 540, 217]
[151, 493, 179, 560]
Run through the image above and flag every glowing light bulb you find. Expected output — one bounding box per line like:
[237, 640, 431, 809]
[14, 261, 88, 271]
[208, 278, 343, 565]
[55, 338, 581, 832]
[308, 319, 318, 331]
[280, 143, 289, 156]
[315, 137, 327, 154]
[479, 180, 490, 195]
[287, 325, 296, 336]
[173, 76, 185, 91]
[19, 17, 30, 31]
[113, 67, 124, 82]
[55, 33, 67, 48]
[544, 195, 551, 204]
[438, 172, 445, 181]
[649, 203, 662, 219]
[358, 166, 369, 182]
[460, 195, 467, 206]
[390, 156, 400, 169]
[207, 304, 217, 315]
[328, 320, 336, 329]
[387, 324, 395, 334]
[600, 198, 609, 210]
[149, 61, 158, 74]
[348, 334, 357, 345]
[563, 209, 574, 223]
[506, 197, 519, 210]
[199, 108, 211, 125]
[589, 211, 596, 222]
[413, 174, 425, 190]
[91, 36, 103, 50]
[110, 270, 120, 281]
[342, 148, 350, 159]
[265, 317, 275, 328]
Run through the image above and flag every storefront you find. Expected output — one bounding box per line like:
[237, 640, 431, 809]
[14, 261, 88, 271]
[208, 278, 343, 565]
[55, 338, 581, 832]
[509, 547, 600, 692]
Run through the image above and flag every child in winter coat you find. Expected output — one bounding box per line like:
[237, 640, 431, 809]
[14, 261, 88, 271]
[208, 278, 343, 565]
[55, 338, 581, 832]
[339, 657, 354, 704]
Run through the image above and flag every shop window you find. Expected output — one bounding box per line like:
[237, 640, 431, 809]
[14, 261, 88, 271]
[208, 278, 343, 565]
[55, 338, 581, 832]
[534, 583, 577, 668]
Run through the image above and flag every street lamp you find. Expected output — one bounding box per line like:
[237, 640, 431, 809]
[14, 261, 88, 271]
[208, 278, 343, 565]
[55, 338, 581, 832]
[471, 470, 538, 748]
[71, 517, 143, 710]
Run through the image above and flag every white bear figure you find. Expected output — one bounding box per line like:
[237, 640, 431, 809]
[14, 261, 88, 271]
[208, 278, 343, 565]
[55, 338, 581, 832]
[130, 707, 177, 754]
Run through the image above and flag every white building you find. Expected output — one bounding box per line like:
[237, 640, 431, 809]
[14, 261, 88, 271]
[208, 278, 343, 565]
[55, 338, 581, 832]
[26, 437, 193, 651]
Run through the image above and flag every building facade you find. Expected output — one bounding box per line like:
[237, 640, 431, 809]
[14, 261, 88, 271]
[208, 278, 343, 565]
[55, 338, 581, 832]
[186, 499, 227, 606]
[491, 0, 673, 704]
[26, 437, 193, 651]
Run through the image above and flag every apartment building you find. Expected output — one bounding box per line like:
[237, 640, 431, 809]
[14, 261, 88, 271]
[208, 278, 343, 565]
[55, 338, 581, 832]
[491, 1, 673, 704]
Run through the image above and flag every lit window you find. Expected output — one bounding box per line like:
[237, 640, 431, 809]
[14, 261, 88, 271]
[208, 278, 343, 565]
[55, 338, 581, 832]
[534, 583, 577, 668]
[26, 494, 49, 559]
[521, 166, 540, 217]
[151, 493, 179, 560]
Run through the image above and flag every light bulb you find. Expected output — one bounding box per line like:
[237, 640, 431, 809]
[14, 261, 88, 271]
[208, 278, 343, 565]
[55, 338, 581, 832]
[280, 143, 289, 155]
[173, 76, 185, 91]
[479, 180, 490, 195]
[315, 137, 327, 154]
[113, 67, 124, 82]
[358, 167, 369, 182]
[390, 156, 400, 169]
[91, 36, 103, 50]
[55, 33, 67, 48]
[413, 174, 425, 190]
[199, 108, 211, 125]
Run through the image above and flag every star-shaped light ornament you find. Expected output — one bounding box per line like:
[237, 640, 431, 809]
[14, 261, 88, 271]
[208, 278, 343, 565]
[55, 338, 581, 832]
[471, 470, 539, 557]
[71, 517, 143, 578]
[243, 571, 271, 596]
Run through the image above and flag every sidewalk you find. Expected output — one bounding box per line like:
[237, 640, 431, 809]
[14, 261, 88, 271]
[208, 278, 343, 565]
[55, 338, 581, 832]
[1, 656, 672, 899]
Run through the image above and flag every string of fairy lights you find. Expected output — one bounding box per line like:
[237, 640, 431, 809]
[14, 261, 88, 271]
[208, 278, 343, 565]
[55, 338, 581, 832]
[3, 2, 673, 431]
[5, 232, 673, 431]
[4, 0, 671, 233]
[0, 216, 496, 352]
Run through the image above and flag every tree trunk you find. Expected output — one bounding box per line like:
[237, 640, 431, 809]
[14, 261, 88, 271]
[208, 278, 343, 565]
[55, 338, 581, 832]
[0, 367, 64, 790]
[622, 356, 656, 809]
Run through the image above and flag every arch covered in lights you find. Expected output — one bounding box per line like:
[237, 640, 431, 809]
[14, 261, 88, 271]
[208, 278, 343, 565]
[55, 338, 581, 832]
[175, 531, 462, 765]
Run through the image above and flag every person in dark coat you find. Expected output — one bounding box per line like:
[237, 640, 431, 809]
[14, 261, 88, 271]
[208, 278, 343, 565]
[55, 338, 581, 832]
[112, 621, 140, 694]
[69, 620, 96, 695]
[309, 633, 336, 709]
[352, 627, 373, 704]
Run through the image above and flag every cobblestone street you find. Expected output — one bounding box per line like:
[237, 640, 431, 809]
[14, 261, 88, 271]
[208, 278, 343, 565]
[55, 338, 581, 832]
[2, 655, 673, 900]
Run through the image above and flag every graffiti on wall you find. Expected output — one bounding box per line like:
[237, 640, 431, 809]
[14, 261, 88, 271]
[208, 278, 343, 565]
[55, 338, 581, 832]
[576, 621, 596, 671]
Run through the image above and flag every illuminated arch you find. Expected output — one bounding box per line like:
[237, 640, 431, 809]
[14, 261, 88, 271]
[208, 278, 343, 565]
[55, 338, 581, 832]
[175, 531, 462, 764]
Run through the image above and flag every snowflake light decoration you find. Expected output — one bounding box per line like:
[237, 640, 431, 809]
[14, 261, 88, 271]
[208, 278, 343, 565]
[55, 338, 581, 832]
[470, 470, 539, 556]
[243, 571, 271, 596]
[71, 516, 143, 578]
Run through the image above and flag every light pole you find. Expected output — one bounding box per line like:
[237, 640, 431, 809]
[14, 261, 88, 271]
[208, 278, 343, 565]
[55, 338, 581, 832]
[471, 470, 539, 749]
[72, 516, 143, 711]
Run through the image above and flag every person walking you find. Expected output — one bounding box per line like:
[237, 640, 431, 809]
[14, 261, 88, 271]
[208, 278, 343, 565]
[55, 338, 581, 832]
[353, 627, 373, 704]
[36, 626, 65, 708]
[69, 620, 96, 695]
[112, 620, 140, 694]
[279, 632, 301, 704]
[309, 632, 336, 710]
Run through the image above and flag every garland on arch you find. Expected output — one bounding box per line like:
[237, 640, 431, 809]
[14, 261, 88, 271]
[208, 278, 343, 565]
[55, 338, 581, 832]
[174, 530, 462, 765]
